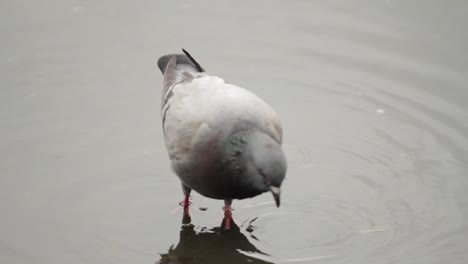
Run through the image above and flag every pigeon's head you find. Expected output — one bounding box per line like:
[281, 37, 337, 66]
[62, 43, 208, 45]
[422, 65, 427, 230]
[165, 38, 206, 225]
[247, 131, 287, 207]
[226, 130, 287, 207]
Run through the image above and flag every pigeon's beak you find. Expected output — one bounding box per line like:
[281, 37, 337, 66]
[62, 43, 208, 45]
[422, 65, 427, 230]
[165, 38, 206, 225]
[269, 186, 281, 207]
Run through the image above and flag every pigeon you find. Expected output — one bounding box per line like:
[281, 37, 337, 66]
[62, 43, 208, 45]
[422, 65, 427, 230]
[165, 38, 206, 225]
[157, 49, 287, 229]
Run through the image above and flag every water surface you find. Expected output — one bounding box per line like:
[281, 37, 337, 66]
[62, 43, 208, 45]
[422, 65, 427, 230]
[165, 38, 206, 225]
[1, 1, 467, 263]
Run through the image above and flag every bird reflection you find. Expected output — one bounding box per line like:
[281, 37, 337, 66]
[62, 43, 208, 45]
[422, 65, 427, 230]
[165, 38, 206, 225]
[156, 220, 273, 264]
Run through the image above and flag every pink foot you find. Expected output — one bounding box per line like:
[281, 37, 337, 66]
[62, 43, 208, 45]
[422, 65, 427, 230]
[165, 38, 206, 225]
[179, 195, 191, 218]
[222, 200, 233, 230]
[223, 210, 233, 230]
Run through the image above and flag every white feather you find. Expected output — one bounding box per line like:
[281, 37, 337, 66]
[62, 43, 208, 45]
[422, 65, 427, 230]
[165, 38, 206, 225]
[162, 75, 282, 161]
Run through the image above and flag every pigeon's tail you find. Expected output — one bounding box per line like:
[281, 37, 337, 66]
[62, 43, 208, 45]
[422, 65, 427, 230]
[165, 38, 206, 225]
[158, 49, 205, 107]
[157, 49, 204, 74]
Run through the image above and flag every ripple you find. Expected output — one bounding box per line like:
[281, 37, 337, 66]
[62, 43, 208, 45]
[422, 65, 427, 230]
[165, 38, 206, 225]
[238, 197, 394, 262]
[282, 144, 316, 170]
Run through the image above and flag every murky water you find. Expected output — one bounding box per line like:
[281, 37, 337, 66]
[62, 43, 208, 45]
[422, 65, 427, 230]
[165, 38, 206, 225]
[1, 1, 468, 263]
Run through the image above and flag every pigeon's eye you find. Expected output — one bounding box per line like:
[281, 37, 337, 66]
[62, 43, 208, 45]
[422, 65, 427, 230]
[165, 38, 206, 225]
[258, 168, 271, 185]
[258, 168, 265, 177]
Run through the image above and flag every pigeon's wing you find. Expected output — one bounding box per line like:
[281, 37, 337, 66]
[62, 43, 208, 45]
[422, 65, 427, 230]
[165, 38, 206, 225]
[161, 77, 214, 162]
[158, 53, 204, 107]
[158, 50, 282, 161]
[161, 75, 283, 162]
[222, 83, 283, 144]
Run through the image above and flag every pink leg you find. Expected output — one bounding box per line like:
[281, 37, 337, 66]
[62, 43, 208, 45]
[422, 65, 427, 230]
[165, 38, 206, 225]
[223, 199, 233, 230]
[181, 194, 191, 217]
[180, 184, 191, 223]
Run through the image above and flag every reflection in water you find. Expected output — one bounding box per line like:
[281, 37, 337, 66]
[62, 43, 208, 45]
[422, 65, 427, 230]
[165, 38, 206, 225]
[156, 222, 272, 264]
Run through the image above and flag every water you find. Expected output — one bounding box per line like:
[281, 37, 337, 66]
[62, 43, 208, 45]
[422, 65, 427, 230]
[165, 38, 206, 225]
[1, 1, 467, 263]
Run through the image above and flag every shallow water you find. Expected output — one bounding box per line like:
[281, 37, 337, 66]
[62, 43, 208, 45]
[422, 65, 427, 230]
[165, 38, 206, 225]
[1, 1, 468, 263]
